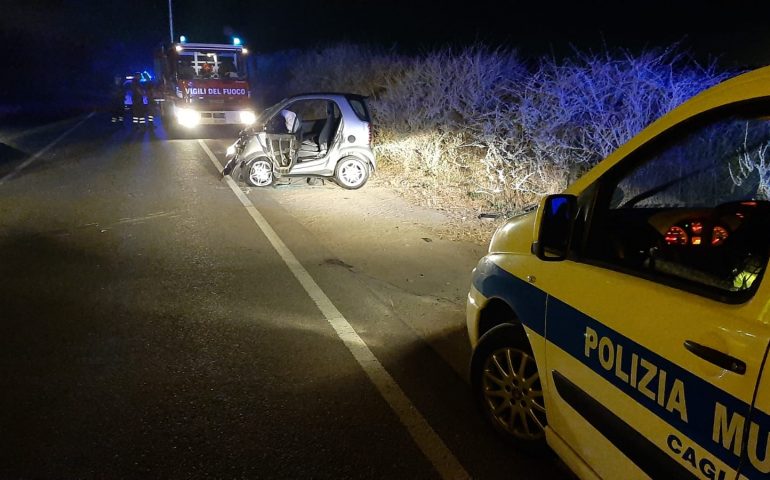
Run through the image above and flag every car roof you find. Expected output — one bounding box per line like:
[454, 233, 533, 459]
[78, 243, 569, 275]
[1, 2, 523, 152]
[285, 92, 368, 102]
[565, 65, 770, 195]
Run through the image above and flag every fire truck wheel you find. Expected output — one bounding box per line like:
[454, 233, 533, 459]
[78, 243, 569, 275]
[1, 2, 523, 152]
[245, 159, 274, 187]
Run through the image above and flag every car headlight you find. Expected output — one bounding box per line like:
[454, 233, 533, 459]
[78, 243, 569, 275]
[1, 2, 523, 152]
[226, 144, 236, 158]
[176, 107, 201, 128]
[239, 110, 257, 125]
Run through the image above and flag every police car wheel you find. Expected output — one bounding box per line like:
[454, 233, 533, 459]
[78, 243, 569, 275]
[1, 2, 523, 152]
[471, 325, 549, 453]
[246, 159, 274, 187]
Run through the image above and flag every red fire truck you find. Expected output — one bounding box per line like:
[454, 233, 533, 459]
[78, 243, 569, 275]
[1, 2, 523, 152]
[154, 42, 256, 132]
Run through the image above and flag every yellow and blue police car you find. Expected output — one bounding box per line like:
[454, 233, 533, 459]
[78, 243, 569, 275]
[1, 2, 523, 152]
[467, 66, 770, 479]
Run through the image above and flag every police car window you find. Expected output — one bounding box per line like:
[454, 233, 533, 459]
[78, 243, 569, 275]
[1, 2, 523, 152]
[611, 119, 769, 209]
[586, 110, 770, 301]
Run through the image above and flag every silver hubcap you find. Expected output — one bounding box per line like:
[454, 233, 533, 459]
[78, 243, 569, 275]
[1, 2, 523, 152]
[482, 347, 546, 440]
[249, 161, 272, 186]
[338, 160, 365, 186]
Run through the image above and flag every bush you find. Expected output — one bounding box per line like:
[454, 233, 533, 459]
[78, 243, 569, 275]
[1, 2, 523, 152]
[516, 48, 728, 185]
[256, 43, 728, 218]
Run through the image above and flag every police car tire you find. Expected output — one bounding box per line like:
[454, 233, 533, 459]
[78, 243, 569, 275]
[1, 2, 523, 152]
[470, 323, 551, 455]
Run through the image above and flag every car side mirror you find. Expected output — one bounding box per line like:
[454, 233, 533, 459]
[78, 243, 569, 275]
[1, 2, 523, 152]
[532, 194, 577, 262]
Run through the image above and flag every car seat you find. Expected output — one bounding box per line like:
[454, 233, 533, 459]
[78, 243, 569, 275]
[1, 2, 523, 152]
[316, 102, 337, 153]
[298, 102, 336, 159]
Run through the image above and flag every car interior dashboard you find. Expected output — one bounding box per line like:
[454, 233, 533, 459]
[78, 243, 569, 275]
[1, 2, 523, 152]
[588, 201, 770, 294]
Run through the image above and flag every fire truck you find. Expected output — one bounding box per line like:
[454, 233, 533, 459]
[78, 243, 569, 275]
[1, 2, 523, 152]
[154, 42, 256, 132]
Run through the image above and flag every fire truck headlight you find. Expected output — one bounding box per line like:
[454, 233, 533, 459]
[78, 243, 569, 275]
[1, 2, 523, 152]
[239, 111, 257, 125]
[176, 107, 201, 128]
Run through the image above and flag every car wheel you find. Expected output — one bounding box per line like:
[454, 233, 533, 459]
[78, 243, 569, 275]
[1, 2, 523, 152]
[245, 159, 274, 187]
[334, 157, 369, 190]
[470, 324, 549, 454]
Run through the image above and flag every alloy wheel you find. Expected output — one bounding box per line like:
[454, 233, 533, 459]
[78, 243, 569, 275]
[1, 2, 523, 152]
[249, 161, 273, 187]
[481, 347, 546, 440]
[337, 159, 366, 188]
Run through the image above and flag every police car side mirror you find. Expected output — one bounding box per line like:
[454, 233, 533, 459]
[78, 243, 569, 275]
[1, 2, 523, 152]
[532, 194, 577, 262]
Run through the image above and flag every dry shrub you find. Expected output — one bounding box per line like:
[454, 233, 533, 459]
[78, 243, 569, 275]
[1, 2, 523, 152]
[256, 43, 729, 228]
[372, 47, 525, 132]
[371, 45, 529, 217]
[276, 44, 406, 98]
[516, 48, 729, 181]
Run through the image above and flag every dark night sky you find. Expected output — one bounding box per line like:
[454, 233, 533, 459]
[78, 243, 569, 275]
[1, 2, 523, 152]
[2, 0, 770, 105]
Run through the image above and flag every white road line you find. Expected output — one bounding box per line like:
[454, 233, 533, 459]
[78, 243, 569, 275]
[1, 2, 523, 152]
[0, 112, 96, 185]
[198, 139, 469, 480]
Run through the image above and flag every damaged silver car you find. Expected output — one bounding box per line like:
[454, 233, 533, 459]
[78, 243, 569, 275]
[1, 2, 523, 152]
[223, 93, 376, 189]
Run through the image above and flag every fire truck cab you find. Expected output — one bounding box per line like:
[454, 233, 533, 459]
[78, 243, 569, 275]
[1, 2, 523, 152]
[154, 42, 256, 132]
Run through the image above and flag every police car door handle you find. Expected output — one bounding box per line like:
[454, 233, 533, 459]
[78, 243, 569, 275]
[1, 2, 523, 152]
[683, 340, 747, 375]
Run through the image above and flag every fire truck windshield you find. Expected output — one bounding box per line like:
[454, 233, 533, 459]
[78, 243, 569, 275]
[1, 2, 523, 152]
[177, 50, 247, 81]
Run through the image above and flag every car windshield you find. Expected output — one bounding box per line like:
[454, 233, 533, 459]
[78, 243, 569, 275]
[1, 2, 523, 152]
[258, 100, 289, 124]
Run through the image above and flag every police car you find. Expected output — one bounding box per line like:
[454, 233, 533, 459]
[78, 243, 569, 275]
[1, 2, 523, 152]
[467, 66, 770, 479]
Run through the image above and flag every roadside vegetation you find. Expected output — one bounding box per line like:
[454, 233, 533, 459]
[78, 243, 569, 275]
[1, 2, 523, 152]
[256, 44, 729, 241]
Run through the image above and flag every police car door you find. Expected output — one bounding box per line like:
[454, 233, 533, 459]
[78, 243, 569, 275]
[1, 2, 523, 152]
[542, 105, 770, 479]
[747, 358, 770, 477]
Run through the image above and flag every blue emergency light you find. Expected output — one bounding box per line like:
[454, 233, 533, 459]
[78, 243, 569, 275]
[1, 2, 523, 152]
[179, 35, 187, 43]
[233, 37, 242, 46]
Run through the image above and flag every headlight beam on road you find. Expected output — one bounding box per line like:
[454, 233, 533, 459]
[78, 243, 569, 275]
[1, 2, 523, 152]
[198, 139, 470, 480]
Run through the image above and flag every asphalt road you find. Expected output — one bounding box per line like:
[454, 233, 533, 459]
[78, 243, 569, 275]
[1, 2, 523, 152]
[0, 115, 570, 479]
